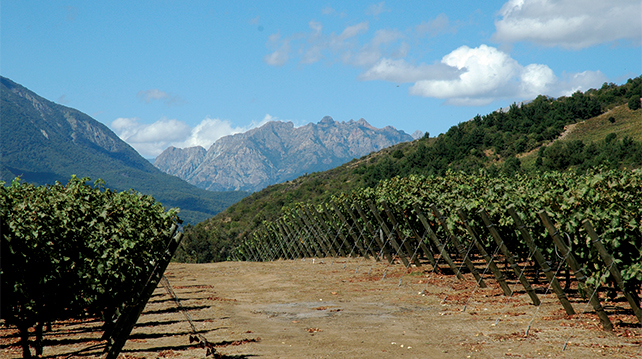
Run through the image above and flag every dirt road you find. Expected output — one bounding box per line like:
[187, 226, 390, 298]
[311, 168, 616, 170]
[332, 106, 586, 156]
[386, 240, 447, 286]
[2, 258, 641, 358]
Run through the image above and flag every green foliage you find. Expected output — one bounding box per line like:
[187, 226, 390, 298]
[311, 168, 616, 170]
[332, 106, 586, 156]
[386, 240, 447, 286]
[181, 76, 641, 262]
[249, 168, 641, 294]
[362, 169, 642, 292]
[1, 77, 247, 225]
[0, 176, 181, 355]
[359, 81, 640, 184]
[537, 135, 642, 171]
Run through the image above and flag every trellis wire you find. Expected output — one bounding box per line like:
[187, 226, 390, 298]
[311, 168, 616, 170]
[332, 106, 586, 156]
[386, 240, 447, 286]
[562, 261, 615, 351]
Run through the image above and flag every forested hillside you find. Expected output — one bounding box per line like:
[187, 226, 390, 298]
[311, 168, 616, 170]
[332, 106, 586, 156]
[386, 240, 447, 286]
[176, 77, 641, 262]
[0, 77, 247, 224]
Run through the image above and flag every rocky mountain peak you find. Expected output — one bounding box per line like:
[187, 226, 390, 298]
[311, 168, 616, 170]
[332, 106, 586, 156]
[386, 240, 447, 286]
[154, 118, 413, 192]
[319, 116, 335, 125]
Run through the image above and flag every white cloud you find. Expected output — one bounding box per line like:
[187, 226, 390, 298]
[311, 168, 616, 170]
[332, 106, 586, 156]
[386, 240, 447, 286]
[137, 89, 185, 106]
[321, 7, 335, 15]
[555, 70, 608, 96]
[389, 44, 607, 106]
[366, 2, 390, 17]
[265, 21, 413, 68]
[349, 29, 402, 66]
[264, 14, 611, 107]
[111, 115, 274, 157]
[359, 58, 462, 83]
[321, 6, 346, 17]
[415, 13, 457, 37]
[494, 0, 642, 49]
[264, 34, 291, 66]
[338, 22, 369, 41]
[309, 20, 323, 34]
[409, 45, 520, 104]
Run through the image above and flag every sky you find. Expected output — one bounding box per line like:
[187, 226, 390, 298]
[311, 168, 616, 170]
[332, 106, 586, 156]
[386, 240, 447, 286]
[3, 1, 641, 159]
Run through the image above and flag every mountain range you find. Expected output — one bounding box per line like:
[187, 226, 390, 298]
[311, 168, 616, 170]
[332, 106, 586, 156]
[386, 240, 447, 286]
[0, 76, 247, 224]
[154, 117, 417, 192]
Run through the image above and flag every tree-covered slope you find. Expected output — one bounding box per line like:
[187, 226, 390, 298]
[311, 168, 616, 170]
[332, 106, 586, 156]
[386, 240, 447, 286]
[177, 76, 641, 262]
[0, 77, 247, 224]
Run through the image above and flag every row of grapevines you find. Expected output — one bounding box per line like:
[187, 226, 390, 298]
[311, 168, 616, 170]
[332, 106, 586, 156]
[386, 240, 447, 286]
[342, 167, 641, 294]
[0, 176, 181, 357]
[237, 167, 641, 301]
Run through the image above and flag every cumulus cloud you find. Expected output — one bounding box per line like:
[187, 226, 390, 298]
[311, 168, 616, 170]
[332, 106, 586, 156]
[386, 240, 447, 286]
[494, 0, 642, 48]
[264, 10, 611, 107]
[409, 45, 521, 103]
[359, 58, 462, 83]
[111, 115, 273, 157]
[400, 44, 606, 105]
[137, 89, 185, 106]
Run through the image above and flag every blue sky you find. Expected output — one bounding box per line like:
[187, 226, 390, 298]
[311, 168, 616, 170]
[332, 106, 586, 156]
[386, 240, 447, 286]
[3, 1, 641, 158]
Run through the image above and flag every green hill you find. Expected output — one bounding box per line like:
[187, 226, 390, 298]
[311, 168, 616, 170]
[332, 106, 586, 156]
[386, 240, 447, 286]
[177, 76, 641, 262]
[0, 77, 248, 224]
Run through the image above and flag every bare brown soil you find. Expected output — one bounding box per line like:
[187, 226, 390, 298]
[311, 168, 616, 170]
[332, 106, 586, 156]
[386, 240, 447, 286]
[2, 258, 641, 358]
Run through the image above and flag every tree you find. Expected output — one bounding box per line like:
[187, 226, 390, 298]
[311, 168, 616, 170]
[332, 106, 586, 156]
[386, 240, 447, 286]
[628, 96, 641, 111]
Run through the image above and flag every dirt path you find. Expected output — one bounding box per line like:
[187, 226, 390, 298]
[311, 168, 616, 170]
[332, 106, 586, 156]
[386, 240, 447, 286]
[2, 259, 641, 358]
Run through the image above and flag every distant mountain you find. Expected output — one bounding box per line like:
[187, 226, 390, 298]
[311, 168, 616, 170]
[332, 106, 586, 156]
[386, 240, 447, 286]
[154, 117, 413, 192]
[0, 76, 247, 224]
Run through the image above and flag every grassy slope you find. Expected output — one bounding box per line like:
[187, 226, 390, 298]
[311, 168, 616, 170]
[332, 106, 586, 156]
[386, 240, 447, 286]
[178, 78, 641, 261]
[563, 105, 642, 142]
[519, 104, 641, 170]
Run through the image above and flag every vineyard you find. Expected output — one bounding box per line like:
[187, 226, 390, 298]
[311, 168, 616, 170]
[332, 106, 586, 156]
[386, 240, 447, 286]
[2, 169, 641, 357]
[231, 168, 642, 339]
[0, 176, 183, 358]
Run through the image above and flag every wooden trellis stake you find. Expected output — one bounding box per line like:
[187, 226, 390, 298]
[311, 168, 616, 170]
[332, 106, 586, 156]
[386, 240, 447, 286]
[583, 219, 642, 323]
[244, 237, 259, 261]
[277, 219, 303, 258]
[413, 203, 464, 280]
[284, 217, 314, 258]
[300, 207, 335, 257]
[306, 204, 340, 256]
[106, 227, 183, 359]
[538, 210, 613, 331]
[367, 200, 411, 267]
[479, 210, 540, 305]
[381, 201, 421, 267]
[345, 201, 380, 260]
[431, 204, 486, 287]
[294, 210, 324, 257]
[402, 212, 437, 267]
[507, 205, 575, 314]
[328, 201, 369, 259]
[313, 204, 347, 256]
[264, 223, 290, 259]
[354, 201, 393, 263]
[458, 209, 512, 296]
